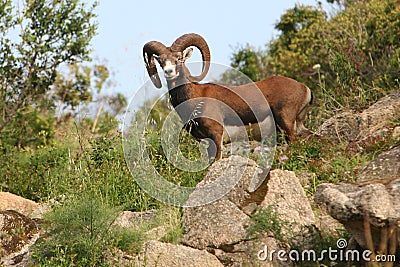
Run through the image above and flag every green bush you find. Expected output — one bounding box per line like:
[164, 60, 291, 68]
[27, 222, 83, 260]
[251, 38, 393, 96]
[0, 126, 158, 211]
[1, 108, 56, 148]
[0, 143, 70, 201]
[33, 192, 118, 266]
[247, 206, 290, 241]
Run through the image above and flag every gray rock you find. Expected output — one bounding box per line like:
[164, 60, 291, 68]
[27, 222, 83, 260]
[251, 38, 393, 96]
[261, 169, 315, 227]
[317, 111, 360, 142]
[185, 156, 267, 209]
[140, 240, 223, 267]
[113, 210, 157, 229]
[317, 91, 400, 142]
[356, 145, 400, 186]
[261, 169, 316, 249]
[182, 198, 249, 250]
[315, 145, 400, 256]
[314, 211, 345, 239]
[360, 91, 400, 136]
[182, 156, 313, 266]
[182, 156, 267, 250]
[315, 180, 400, 249]
[314, 183, 362, 222]
[214, 236, 293, 267]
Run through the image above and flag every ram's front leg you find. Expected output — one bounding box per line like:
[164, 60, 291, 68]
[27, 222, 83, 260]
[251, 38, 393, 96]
[207, 135, 223, 161]
[202, 119, 224, 162]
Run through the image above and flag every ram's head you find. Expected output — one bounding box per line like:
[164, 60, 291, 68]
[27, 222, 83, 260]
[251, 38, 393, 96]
[143, 33, 211, 88]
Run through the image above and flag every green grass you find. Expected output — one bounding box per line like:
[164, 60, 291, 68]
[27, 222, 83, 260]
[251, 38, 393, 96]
[0, 126, 160, 211]
[145, 128, 208, 188]
[0, 122, 192, 266]
[274, 137, 365, 184]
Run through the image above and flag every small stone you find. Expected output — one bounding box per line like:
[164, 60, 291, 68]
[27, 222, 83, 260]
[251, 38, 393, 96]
[392, 126, 400, 139]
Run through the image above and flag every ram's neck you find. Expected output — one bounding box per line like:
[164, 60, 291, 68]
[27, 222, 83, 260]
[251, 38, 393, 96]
[167, 75, 194, 108]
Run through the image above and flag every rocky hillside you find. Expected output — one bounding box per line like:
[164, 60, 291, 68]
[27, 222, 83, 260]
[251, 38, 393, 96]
[1, 91, 399, 266]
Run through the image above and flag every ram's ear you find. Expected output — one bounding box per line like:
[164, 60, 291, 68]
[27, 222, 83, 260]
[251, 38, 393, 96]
[182, 48, 193, 61]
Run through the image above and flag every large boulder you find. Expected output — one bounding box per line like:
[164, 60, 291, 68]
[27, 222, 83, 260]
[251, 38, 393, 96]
[315, 146, 400, 257]
[182, 198, 249, 250]
[315, 182, 398, 246]
[317, 91, 400, 142]
[261, 169, 316, 249]
[182, 156, 262, 250]
[182, 156, 314, 266]
[184, 155, 267, 211]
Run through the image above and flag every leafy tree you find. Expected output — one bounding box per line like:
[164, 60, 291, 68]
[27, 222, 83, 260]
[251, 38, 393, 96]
[223, 4, 328, 87]
[52, 64, 94, 115]
[268, 4, 328, 81]
[53, 63, 127, 134]
[229, 45, 268, 82]
[107, 92, 128, 116]
[327, 0, 400, 89]
[53, 64, 113, 118]
[0, 0, 97, 143]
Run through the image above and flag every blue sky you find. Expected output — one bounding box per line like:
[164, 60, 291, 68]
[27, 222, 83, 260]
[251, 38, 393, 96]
[89, 1, 321, 100]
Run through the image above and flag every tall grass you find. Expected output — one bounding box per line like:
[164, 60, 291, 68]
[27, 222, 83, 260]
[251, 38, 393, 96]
[0, 123, 159, 211]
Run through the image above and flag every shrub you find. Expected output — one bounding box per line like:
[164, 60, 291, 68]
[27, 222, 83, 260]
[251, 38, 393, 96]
[33, 192, 118, 266]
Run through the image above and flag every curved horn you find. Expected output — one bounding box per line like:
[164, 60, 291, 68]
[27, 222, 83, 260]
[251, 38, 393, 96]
[143, 41, 169, 88]
[170, 33, 211, 82]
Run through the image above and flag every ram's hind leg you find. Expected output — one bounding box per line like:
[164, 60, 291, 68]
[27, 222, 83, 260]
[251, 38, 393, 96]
[275, 113, 296, 143]
[295, 86, 313, 137]
[295, 103, 313, 137]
